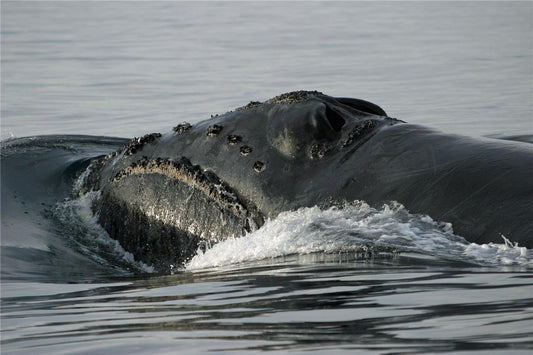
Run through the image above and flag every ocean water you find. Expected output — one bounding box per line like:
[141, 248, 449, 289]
[1, 2, 533, 354]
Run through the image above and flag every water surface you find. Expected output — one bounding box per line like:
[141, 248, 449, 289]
[1, 2, 532, 354]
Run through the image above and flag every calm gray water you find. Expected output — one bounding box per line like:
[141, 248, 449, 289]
[2, 1, 532, 139]
[1, 2, 533, 354]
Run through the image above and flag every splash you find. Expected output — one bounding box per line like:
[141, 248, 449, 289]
[463, 236, 530, 266]
[186, 201, 532, 270]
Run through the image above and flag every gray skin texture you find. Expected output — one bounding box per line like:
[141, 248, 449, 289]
[85, 91, 533, 271]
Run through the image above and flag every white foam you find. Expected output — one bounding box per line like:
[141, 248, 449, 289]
[463, 236, 531, 267]
[186, 201, 532, 270]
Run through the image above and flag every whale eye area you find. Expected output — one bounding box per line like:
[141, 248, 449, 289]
[325, 105, 346, 132]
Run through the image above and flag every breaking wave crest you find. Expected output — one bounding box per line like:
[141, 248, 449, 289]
[187, 202, 532, 270]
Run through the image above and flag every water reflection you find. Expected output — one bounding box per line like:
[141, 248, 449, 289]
[2, 254, 532, 353]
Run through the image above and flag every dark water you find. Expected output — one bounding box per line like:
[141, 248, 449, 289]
[2, 2, 533, 354]
[3, 259, 533, 354]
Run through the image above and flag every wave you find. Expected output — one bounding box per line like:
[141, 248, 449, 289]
[51, 191, 155, 273]
[1, 135, 135, 281]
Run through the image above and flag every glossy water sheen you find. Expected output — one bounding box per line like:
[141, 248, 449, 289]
[2, 260, 532, 354]
[1, 2, 532, 354]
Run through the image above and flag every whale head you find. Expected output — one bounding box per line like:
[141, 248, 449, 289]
[85, 91, 399, 271]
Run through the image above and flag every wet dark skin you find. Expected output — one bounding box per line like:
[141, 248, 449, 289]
[85, 91, 533, 270]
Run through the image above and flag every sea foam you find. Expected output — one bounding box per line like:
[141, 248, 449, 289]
[187, 201, 532, 270]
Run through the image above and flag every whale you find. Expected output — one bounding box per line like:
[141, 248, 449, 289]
[82, 91, 533, 271]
